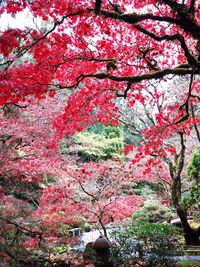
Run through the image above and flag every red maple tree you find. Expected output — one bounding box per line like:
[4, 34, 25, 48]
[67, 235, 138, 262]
[0, 0, 200, 251]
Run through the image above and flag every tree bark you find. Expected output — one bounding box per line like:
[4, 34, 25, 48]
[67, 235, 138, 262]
[99, 216, 108, 238]
[171, 175, 200, 245]
[170, 132, 199, 245]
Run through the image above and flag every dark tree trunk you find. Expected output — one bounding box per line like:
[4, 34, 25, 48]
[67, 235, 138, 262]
[171, 176, 200, 246]
[184, 228, 200, 246]
[176, 203, 200, 245]
[99, 216, 108, 238]
[168, 132, 200, 246]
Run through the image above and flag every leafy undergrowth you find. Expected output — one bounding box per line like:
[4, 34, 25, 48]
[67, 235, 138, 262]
[178, 260, 200, 267]
[189, 220, 200, 230]
[48, 251, 85, 266]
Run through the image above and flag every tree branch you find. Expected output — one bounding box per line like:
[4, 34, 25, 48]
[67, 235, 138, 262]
[99, 9, 179, 24]
[94, 6, 200, 40]
[191, 104, 200, 143]
[1, 11, 84, 71]
[134, 25, 200, 68]
[0, 217, 43, 241]
[77, 66, 197, 86]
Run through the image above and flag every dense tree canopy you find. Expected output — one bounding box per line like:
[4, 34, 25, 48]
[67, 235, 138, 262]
[0, 0, 200, 264]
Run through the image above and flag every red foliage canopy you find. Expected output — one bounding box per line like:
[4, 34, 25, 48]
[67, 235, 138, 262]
[0, 0, 200, 252]
[0, 1, 199, 145]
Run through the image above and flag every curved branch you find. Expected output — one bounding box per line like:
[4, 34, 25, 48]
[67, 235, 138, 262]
[77, 66, 197, 85]
[94, 7, 200, 40]
[134, 25, 200, 68]
[0, 217, 43, 240]
[161, 0, 200, 39]
[99, 9, 179, 24]
[191, 104, 200, 143]
[177, 132, 186, 177]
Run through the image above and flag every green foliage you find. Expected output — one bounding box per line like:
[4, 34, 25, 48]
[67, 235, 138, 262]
[83, 242, 97, 262]
[193, 212, 200, 222]
[52, 244, 71, 255]
[181, 147, 200, 214]
[66, 125, 124, 162]
[39, 174, 57, 189]
[178, 260, 200, 267]
[182, 185, 200, 211]
[187, 146, 200, 182]
[123, 125, 142, 145]
[0, 174, 41, 205]
[79, 221, 92, 232]
[132, 182, 167, 199]
[133, 184, 147, 196]
[104, 125, 122, 138]
[129, 220, 181, 241]
[132, 200, 175, 223]
[87, 123, 105, 134]
[111, 221, 182, 267]
[132, 182, 157, 198]
[57, 224, 70, 237]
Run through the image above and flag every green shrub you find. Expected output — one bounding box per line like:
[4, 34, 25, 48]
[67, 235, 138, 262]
[52, 244, 71, 255]
[80, 221, 92, 232]
[111, 220, 182, 267]
[178, 260, 200, 267]
[193, 212, 200, 222]
[132, 200, 175, 223]
[67, 130, 124, 162]
[182, 185, 200, 211]
[187, 146, 200, 183]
